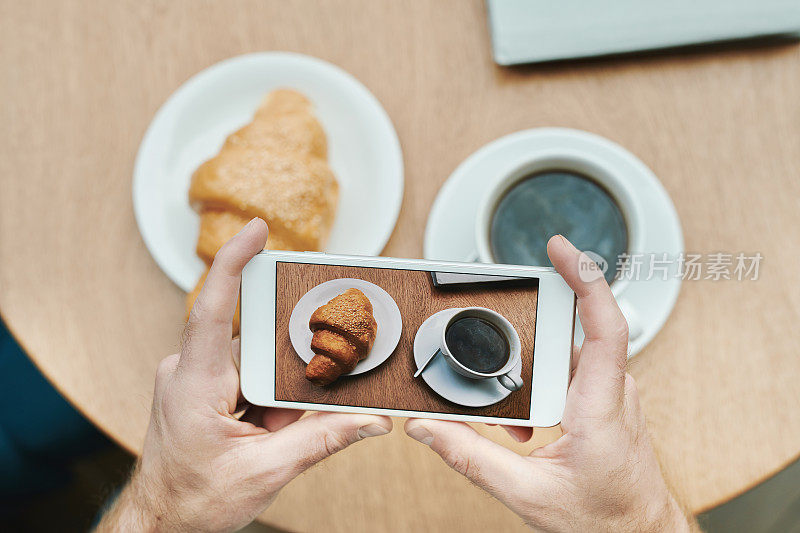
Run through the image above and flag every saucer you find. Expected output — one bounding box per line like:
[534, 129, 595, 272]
[289, 278, 402, 376]
[424, 128, 683, 356]
[133, 52, 404, 291]
[413, 309, 523, 407]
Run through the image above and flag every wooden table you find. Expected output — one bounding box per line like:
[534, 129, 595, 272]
[1, 1, 799, 531]
[275, 263, 538, 418]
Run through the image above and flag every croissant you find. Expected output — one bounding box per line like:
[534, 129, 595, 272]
[306, 288, 378, 386]
[184, 89, 338, 334]
[189, 89, 338, 255]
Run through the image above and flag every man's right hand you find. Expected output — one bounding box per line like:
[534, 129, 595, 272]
[405, 235, 693, 532]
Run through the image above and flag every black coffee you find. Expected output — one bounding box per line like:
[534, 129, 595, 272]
[490, 171, 628, 284]
[445, 317, 509, 374]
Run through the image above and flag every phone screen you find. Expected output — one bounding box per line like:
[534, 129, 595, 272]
[274, 261, 539, 419]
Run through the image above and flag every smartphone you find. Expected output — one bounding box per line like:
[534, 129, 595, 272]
[240, 251, 575, 427]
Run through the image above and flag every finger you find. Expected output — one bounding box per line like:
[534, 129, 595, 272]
[501, 425, 533, 443]
[231, 336, 241, 372]
[239, 405, 267, 427]
[262, 408, 305, 431]
[258, 412, 392, 485]
[231, 337, 250, 409]
[188, 217, 267, 330]
[405, 419, 532, 508]
[241, 406, 304, 432]
[182, 218, 267, 370]
[547, 235, 628, 381]
[230, 342, 303, 429]
[570, 344, 580, 373]
[153, 353, 180, 403]
[484, 423, 531, 441]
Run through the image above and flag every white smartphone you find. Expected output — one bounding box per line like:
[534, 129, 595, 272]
[240, 251, 576, 427]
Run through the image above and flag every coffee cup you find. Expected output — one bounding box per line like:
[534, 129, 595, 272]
[472, 148, 645, 343]
[437, 307, 523, 391]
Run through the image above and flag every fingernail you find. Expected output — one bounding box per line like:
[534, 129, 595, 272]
[406, 427, 434, 445]
[241, 217, 266, 234]
[559, 234, 578, 253]
[358, 424, 390, 439]
[237, 218, 258, 234]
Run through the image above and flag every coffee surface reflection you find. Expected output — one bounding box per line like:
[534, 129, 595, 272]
[445, 317, 510, 374]
[490, 171, 628, 284]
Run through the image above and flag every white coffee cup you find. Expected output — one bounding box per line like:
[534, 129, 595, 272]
[438, 307, 523, 392]
[473, 149, 645, 342]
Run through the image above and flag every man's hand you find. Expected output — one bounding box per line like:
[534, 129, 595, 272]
[405, 236, 692, 532]
[97, 218, 392, 532]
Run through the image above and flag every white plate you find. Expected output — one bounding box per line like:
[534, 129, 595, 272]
[424, 128, 683, 357]
[288, 279, 402, 376]
[133, 52, 404, 291]
[413, 309, 522, 407]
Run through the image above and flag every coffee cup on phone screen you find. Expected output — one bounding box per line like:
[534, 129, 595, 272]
[437, 307, 523, 392]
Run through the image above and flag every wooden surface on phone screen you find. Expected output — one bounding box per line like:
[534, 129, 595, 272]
[274, 262, 538, 418]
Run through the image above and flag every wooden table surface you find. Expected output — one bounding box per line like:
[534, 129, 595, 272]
[275, 263, 538, 418]
[2, 1, 800, 531]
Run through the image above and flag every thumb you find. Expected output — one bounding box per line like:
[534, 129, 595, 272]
[182, 217, 268, 374]
[404, 419, 533, 509]
[260, 412, 392, 484]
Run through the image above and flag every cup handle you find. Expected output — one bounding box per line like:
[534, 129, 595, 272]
[498, 373, 523, 391]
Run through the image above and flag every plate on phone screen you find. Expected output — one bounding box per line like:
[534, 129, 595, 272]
[133, 52, 404, 291]
[413, 309, 522, 407]
[288, 278, 403, 376]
